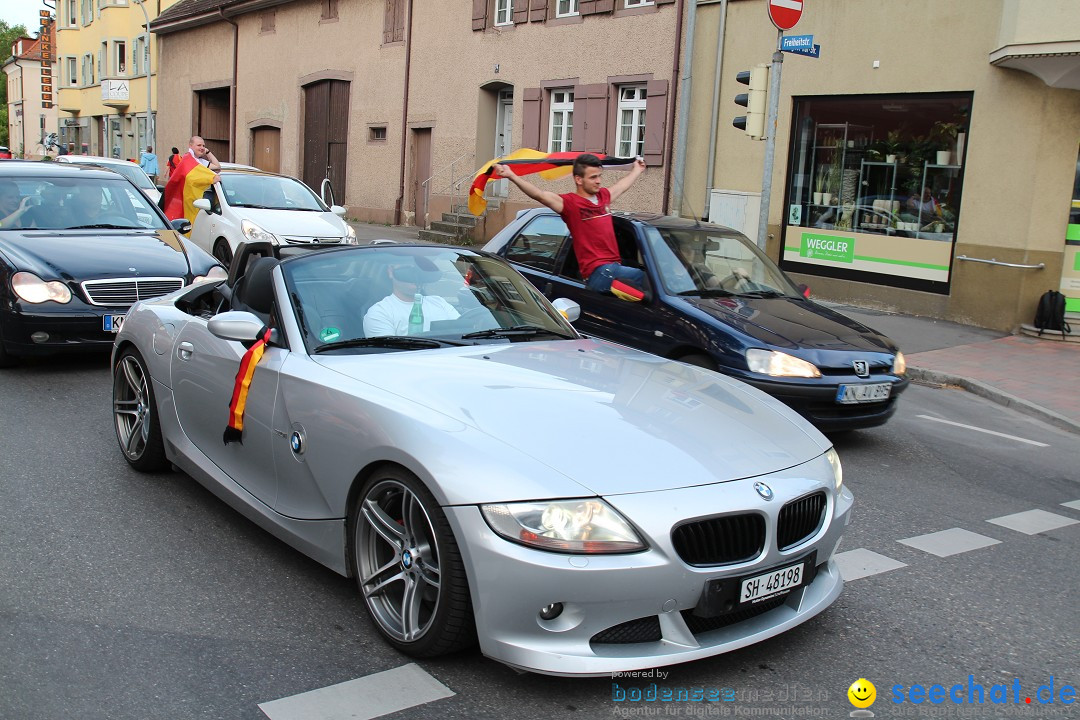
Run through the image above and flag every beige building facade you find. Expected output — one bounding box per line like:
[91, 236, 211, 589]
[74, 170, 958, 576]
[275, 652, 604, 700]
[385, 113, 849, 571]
[152, 0, 684, 234]
[681, 0, 1080, 332]
[3, 19, 59, 157]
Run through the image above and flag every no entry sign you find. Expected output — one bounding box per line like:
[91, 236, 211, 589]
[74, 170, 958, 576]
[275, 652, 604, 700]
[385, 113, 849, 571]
[768, 0, 804, 31]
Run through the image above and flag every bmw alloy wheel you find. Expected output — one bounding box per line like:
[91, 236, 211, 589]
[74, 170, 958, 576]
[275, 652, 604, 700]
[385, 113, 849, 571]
[112, 349, 168, 471]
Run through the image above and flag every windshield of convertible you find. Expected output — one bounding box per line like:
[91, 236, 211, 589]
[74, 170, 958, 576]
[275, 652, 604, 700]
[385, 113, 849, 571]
[0, 175, 168, 230]
[643, 225, 799, 297]
[283, 246, 579, 354]
[220, 173, 325, 211]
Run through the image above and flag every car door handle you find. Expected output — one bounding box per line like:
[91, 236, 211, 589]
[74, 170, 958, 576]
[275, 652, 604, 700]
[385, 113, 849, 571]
[177, 341, 194, 361]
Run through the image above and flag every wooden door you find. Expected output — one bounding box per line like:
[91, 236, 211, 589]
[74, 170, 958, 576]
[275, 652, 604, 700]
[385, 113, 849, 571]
[411, 128, 432, 227]
[251, 126, 281, 173]
[196, 87, 231, 160]
[303, 80, 350, 204]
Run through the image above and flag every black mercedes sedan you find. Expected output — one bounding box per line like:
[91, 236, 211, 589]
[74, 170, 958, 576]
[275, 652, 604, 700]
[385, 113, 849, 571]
[0, 162, 225, 366]
[485, 208, 908, 431]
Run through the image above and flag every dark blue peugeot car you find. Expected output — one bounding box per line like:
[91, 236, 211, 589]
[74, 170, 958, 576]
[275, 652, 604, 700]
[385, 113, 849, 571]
[484, 208, 908, 431]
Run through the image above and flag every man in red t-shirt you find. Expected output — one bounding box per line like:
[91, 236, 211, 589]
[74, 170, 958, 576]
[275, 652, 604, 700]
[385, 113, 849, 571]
[494, 154, 647, 301]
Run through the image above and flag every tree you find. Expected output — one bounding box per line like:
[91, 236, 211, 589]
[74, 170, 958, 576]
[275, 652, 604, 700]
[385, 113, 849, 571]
[0, 21, 31, 147]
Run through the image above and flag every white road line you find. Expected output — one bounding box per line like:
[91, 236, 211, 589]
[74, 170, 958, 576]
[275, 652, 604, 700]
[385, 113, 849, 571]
[1062, 500, 1080, 512]
[834, 548, 907, 582]
[987, 509, 1079, 536]
[258, 663, 454, 720]
[897, 528, 1001, 558]
[915, 414, 1049, 447]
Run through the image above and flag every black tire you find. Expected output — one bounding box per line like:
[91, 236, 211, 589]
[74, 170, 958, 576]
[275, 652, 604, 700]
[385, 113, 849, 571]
[349, 466, 475, 657]
[213, 238, 233, 266]
[679, 352, 717, 371]
[112, 347, 169, 471]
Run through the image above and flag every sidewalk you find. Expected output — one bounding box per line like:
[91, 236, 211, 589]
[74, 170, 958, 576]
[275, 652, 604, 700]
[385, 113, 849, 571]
[337, 223, 1080, 434]
[829, 303, 1080, 434]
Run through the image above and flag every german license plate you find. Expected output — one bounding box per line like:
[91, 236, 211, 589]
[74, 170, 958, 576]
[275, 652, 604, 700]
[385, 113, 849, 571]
[740, 560, 805, 605]
[836, 382, 891, 404]
[103, 314, 125, 333]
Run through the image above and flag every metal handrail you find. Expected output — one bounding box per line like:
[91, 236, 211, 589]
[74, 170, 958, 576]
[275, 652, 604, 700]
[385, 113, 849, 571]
[956, 255, 1045, 270]
[420, 152, 475, 226]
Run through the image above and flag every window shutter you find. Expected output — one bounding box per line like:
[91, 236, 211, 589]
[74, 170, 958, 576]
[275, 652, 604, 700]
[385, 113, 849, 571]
[472, 0, 488, 30]
[579, 0, 596, 15]
[571, 84, 608, 153]
[384, 0, 395, 42]
[529, 0, 546, 22]
[514, 1, 529, 23]
[522, 87, 542, 150]
[394, 0, 406, 41]
[643, 79, 667, 166]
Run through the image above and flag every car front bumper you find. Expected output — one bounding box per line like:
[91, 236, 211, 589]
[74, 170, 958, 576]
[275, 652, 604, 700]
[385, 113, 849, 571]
[445, 458, 852, 677]
[737, 375, 910, 431]
[0, 304, 125, 356]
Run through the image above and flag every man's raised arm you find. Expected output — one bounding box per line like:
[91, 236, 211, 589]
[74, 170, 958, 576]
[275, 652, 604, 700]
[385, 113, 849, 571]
[606, 157, 646, 204]
[493, 164, 564, 215]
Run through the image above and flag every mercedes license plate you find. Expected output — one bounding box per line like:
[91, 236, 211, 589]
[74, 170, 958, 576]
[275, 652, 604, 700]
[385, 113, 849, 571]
[103, 314, 125, 333]
[836, 382, 890, 404]
[740, 560, 806, 605]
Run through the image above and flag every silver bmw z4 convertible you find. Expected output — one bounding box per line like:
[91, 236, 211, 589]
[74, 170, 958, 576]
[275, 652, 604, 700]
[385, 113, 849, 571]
[111, 241, 852, 677]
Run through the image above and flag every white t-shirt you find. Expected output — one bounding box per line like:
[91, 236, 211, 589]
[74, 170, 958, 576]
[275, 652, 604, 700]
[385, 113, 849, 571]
[187, 148, 210, 167]
[363, 294, 460, 337]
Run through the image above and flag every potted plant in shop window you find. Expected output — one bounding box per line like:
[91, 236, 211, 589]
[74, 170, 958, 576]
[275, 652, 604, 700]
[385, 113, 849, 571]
[814, 166, 828, 205]
[931, 121, 961, 165]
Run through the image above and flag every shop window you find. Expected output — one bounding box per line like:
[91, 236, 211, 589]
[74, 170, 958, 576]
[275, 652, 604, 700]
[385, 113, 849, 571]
[780, 93, 971, 294]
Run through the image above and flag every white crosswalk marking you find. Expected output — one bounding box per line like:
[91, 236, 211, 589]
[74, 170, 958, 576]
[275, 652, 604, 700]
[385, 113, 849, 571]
[258, 663, 454, 720]
[1062, 499, 1080, 511]
[987, 509, 1079, 535]
[897, 528, 1001, 557]
[834, 548, 907, 582]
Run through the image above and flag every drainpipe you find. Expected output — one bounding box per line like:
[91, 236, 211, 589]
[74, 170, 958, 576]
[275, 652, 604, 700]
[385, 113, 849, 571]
[394, 0, 415, 226]
[661, 0, 685, 216]
[671, 0, 698, 218]
[218, 8, 238, 162]
[702, 0, 728, 220]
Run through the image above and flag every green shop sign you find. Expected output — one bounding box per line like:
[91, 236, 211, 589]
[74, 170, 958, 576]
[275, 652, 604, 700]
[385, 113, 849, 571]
[800, 233, 854, 263]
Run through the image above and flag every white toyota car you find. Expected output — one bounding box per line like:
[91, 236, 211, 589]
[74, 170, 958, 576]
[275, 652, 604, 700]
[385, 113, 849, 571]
[190, 168, 356, 264]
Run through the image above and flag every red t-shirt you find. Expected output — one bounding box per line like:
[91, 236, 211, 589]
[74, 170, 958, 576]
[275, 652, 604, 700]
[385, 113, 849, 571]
[559, 188, 619, 280]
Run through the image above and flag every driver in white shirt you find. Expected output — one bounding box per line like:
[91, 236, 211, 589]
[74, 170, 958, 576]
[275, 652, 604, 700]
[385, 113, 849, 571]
[363, 263, 460, 337]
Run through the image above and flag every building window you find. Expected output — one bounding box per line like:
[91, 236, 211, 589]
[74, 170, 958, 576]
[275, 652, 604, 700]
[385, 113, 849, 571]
[114, 41, 126, 75]
[548, 89, 573, 152]
[81, 53, 94, 86]
[556, 0, 579, 17]
[384, 0, 404, 42]
[616, 85, 647, 158]
[66, 56, 77, 86]
[65, 0, 77, 26]
[322, 0, 338, 20]
[80, 0, 92, 25]
[369, 126, 387, 142]
[780, 93, 971, 294]
[624, 0, 654, 7]
[495, 0, 513, 26]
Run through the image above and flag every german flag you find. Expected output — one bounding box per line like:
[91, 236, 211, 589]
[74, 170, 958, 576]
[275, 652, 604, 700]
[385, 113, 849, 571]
[468, 149, 636, 216]
[223, 326, 273, 445]
[162, 153, 218, 227]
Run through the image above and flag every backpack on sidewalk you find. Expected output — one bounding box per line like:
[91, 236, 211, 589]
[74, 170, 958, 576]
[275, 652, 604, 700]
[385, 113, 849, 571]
[1034, 290, 1071, 335]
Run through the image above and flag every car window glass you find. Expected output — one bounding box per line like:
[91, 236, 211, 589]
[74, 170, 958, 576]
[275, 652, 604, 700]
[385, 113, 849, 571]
[505, 215, 568, 273]
[221, 174, 324, 211]
[0, 177, 170, 230]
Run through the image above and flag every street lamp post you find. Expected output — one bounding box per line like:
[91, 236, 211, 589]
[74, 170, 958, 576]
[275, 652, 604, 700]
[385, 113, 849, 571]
[132, 0, 154, 158]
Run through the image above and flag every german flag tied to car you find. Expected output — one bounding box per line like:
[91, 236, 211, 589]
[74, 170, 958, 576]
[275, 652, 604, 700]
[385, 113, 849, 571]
[467, 149, 637, 216]
[223, 326, 273, 445]
[162, 153, 217, 228]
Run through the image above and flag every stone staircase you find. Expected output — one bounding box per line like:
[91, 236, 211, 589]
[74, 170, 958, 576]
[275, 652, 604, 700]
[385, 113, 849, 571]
[418, 200, 499, 246]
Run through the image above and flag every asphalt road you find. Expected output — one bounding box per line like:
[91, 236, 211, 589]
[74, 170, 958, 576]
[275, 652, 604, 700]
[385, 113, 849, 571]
[1, 353, 1077, 720]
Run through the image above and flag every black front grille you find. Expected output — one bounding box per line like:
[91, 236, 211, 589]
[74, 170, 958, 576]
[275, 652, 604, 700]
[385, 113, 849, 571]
[590, 615, 662, 645]
[777, 492, 826, 550]
[82, 278, 184, 306]
[681, 595, 788, 635]
[672, 513, 765, 566]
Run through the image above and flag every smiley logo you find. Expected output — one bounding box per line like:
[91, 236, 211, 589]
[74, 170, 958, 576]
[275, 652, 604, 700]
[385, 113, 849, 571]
[847, 678, 876, 708]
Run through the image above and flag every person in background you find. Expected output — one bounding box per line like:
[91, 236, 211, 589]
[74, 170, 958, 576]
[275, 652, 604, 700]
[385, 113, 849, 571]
[139, 146, 159, 184]
[163, 146, 181, 183]
[186, 136, 221, 171]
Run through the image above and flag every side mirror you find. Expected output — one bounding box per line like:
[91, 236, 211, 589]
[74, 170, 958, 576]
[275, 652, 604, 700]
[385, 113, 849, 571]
[193, 198, 212, 212]
[330, 205, 347, 217]
[552, 298, 581, 323]
[170, 218, 192, 234]
[208, 311, 276, 343]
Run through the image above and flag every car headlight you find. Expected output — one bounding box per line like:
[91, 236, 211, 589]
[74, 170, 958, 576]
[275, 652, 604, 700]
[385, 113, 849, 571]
[480, 499, 646, 554]
[892, 351, 906, 375]
[825, 447, 843, 492]
[11, 271, 72, 304]
[746, 348, 821, 378]
[344, 223, 357, 244]
[241, 219, 278, 244]
[192, 266, 228, 284]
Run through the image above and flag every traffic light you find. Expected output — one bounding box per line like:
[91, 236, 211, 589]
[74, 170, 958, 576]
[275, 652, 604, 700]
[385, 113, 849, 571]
[733, 64, 769, 140]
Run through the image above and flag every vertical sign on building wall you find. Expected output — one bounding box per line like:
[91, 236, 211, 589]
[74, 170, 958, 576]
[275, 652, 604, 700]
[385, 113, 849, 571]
[39, 11, 53, 108]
